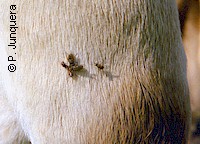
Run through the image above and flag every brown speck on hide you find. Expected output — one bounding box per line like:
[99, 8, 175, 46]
[95, 63, 104, 70]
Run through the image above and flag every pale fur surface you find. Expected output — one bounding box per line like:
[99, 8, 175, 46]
[0, 0, 190, 143]
[0, 76, 29, 144]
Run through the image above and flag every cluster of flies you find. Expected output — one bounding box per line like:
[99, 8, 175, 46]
[61, 53, 104, 77]
[61, 54, 83, 77]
